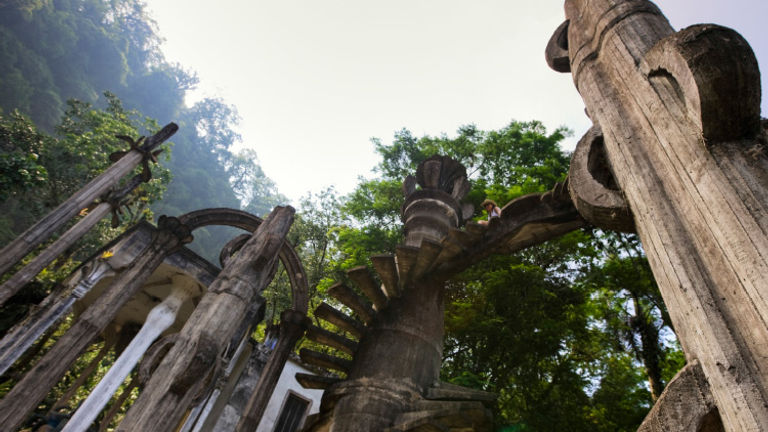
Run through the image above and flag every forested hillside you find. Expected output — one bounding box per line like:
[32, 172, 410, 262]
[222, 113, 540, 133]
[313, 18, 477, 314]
[0, 0, 284, 261]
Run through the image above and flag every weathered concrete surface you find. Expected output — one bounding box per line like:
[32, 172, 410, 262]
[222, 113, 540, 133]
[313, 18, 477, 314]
[0, 215, 192, 431]
[210, 343, 269, 432]
[117, 206, 294, 431]
[236, 309, 309, 431]
[547, 1, 768, 429]
[639, 361, 723, 432]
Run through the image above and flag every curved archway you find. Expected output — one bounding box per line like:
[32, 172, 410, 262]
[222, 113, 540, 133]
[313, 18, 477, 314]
[178, 208, 308, 314]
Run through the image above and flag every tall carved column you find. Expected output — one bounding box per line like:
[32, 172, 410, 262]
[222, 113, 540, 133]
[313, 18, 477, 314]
[0, 255, 118, 375]
[0, 175, 143, 306]
[326, 276, 447, 432]
[235, 309, 309, 431]
[317, 156, 482, 432]
[117, 206, 295, 431]
[0, 123, 177, 280]
[0, 215, 192, 431]
[346, 157, 470, 385]
[62, 276, 199, 432]
[548, 1, 768, 430]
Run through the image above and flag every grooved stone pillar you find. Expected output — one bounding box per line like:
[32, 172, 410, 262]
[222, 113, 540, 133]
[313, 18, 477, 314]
[0, 123, 177, 281]
[236, 309, 308, 432]
[550, 1, 768, 429]
[0, 215, 192, 431]
[117, 206, 294, 431]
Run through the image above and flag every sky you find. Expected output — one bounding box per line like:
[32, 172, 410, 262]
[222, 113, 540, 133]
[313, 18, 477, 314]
[144, 0, 767, 203]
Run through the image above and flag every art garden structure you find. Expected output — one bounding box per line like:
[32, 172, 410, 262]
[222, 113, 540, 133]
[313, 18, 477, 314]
[0, 1, 766, 431]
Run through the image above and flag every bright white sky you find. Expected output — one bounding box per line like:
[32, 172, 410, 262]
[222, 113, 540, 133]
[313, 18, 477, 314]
[145, 0, 767, 204]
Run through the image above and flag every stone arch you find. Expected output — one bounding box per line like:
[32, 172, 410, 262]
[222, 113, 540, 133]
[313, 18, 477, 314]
[178, 208, 308, 314]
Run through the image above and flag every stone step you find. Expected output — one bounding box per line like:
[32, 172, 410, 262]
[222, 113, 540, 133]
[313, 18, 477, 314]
[346, 266, 388, 311]
[327, 283, 375, 325]
[295, 373, 341, 390]
[434, 235, 466, 264]
[410, 238, 443, 281]
[314, 302, 365, 339]
[395, 245, 419, 291]
[305, 324, 358, 356]
[371, 254, 399, 298]
[299, 348, 352, 374]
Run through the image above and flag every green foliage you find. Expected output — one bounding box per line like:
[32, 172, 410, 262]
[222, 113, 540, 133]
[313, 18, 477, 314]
[579, 231, 681, 400]
[0, 93, 171, 339]
[0, 110, 49, 201]
[0, 92, 170, 244]
[284, 121, 682, 431]
[228, 147, 287, 217]
[0, 0, 166, 129]
[342, 121, 572, 258]
[587, 354, 653, 431]
[272, 187, 350, 323]
[373, 121, 570, 194]
[0, 0, 285, 265]
[444, 247, 604, 431]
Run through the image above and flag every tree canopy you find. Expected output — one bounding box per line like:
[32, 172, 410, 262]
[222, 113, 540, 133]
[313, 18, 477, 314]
[281, 121, 683, 431]
[0, 93, 171, 335]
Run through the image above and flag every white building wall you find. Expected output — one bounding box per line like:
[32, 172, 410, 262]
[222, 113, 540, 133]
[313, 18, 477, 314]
[256, 360, 325, 432]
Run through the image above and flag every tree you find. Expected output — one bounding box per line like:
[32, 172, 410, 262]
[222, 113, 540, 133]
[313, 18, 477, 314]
[342, 121, 573, 263]
[0, 92, 170, 247]
[580, 232, 683, 401]
[0, 92, 171, 335]
[321, 120, 681, 430]
[227, 148, 287, 217]
[0, 110, 49, 204]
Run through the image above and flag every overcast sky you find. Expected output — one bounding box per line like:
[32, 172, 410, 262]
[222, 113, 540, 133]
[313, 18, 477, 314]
[144, 0, 767, 203]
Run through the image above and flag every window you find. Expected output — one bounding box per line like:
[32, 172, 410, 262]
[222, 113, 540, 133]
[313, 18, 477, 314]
[272, 392, 310, 432]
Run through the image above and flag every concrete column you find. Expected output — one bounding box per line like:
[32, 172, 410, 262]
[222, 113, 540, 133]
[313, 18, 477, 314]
[235, 309, 308, 432]
[62, 276, 198, 432]
[553, 1, 768, 429]
[0, 199, 112, 306]
[0, 123, 177, 279]
[0, 215, 192, 431]
[327, 156, 470, 432]
[178, 329, 253, 432]
[117, 207, 294, 431]
[0, 258, 116, 375]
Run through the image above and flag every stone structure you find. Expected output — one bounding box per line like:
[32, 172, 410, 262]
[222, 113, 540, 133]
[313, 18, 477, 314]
[116, 207, 298, 431]
[294, 156, 586, 431]
[544, 0, 767, 430]
[0, 199, 311, 430]
[196, 340, 324, 432]
[2, 1, 767, 430]
[286, 2, 768, 430]
[0, 150, 586, 431]
[0, 123, 178, 304]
